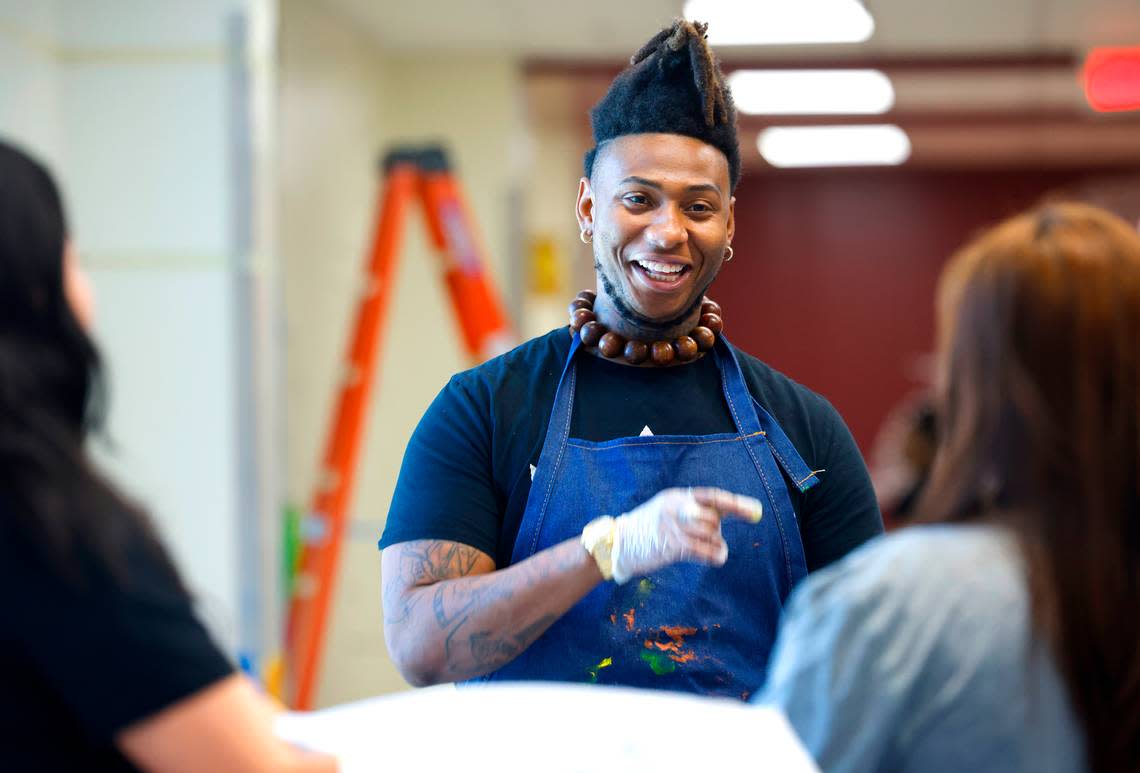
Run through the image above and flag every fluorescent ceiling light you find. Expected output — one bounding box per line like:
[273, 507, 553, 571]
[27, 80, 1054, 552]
[683, 0, 874, 46]
[728, 70, 894, 115]
[758, 125, 911, 168]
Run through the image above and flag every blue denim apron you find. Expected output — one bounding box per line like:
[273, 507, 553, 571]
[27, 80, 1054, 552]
[483, 334, 816, 699]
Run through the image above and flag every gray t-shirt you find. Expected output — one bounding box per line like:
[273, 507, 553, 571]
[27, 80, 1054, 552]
[758, 525, 1086, 772]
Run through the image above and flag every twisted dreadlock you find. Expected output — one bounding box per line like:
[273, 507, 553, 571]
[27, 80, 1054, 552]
[629, 20, 730, 127]
[584, 19, 740, 189]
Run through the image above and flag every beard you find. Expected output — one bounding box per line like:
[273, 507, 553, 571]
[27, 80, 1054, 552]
[594, 258, 715, 335]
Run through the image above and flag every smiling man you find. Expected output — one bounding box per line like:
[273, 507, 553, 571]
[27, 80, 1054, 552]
[379, 19, 883, 699]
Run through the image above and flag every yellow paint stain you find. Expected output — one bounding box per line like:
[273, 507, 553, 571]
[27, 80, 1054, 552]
[586, 656, 614, 683]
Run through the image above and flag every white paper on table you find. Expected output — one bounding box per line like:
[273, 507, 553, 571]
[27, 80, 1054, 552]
[276, 682, 819, 773]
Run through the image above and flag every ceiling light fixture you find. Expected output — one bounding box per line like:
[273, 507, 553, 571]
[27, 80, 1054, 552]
[728, 69, 894, 115]
[758, 125, 911, 168]
[683, 0, 875, 46]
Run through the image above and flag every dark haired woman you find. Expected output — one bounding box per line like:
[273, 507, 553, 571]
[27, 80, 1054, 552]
[758, 202, 1139, 772]
[0, 140, 335, 772]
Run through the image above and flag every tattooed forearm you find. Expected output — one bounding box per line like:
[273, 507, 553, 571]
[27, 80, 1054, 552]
[380, 537, 602, 685]
[432, 585, 473, 661]
[383, 540, 488, 625]
[432, 573, 516, 662]
[466, 614, 558, 671]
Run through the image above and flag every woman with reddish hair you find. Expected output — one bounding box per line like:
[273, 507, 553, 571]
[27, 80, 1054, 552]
[759, 202, 1140, 772]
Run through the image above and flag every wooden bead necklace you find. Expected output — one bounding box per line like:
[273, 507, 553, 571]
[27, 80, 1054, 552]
[567, 289, 724, 366]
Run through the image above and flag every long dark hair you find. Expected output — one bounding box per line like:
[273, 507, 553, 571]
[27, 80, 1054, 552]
[918, 202, 1140, 770]
[0, 140, 177, 588]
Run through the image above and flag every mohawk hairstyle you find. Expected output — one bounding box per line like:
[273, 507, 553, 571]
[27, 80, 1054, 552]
[584, 19, 741, 190]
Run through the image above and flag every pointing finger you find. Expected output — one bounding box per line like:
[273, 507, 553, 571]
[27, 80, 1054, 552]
[678, 535, 729, 567]
[690, 488, 763, 523]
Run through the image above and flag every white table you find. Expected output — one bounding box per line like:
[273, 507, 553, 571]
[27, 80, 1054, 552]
[277, 682, 819, 773]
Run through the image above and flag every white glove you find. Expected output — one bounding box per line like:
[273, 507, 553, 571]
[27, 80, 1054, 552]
[609, 487, 763, 584]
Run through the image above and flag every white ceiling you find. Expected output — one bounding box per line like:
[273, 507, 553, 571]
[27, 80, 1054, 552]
[319, 0, 1140, 168]
[320, 0, 1140, 58]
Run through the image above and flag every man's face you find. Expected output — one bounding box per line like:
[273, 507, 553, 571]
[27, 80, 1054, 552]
[577, 133, 735, 326]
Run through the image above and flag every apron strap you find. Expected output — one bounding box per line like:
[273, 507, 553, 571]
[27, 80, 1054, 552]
[715, 336, 822, 494]
[753, 400, 823, 493]
[515, 332, 821, 566]
[511, 333, 582, 565]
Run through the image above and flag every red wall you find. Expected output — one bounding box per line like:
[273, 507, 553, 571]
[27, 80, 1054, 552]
[717, 167, 1094, 453]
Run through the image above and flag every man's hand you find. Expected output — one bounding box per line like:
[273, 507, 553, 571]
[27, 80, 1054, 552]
[380, 489, 761, 685]
[611, 487, 763, 583]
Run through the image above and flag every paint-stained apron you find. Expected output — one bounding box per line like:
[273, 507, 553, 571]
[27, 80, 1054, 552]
[480, 334, 816, 699]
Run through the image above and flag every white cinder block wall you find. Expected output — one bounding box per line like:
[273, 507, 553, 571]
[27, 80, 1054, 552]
[279, 0, 526, 705]
[0, 0, 279, 665]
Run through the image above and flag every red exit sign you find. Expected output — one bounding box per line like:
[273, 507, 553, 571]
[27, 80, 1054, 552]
[1083, 47, 1140, 112]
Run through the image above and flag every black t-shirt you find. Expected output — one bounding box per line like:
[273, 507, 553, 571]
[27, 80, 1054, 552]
[0, 509, 233, 772]
[381, 329, 883, 572]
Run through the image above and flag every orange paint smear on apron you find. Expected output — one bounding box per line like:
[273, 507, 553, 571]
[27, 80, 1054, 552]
[644, 625, 700, 663]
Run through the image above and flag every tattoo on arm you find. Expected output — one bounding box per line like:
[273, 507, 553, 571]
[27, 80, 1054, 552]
[403, 540, 485, 585]
[466, 614, 558, 671]
[384, 537, 589, 679]
[383, 540, 488, 625]
[432, 577, 513, 663]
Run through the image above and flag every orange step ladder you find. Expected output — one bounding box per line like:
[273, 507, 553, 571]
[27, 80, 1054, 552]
[285, 146, 515, 709]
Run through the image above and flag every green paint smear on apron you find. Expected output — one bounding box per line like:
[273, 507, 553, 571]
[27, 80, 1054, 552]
[640, 650, 676, 676]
